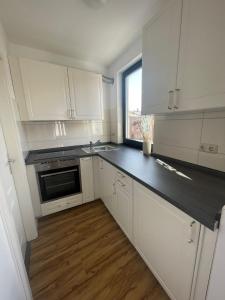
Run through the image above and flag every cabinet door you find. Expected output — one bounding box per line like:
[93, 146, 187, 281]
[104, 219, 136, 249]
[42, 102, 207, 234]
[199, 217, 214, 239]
[68, 68, 103, 120]
[80, 157, 94, 203]
[19, 58, 70, 120]
[133, 181, 200, 300]
[98, 158, 104, 200]
[114, 183, 132, 241]
[142, 0, 182, 114]
[92, 156, 101, 199]
[176, 0, 225, 111]
[101, 160, 116, 214]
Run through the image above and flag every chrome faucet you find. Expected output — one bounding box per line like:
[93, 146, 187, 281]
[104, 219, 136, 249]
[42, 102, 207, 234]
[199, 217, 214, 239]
[89, 139, 101, 151]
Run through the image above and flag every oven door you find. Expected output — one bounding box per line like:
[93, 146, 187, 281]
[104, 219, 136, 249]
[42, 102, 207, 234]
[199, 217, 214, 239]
[38, 165, 81, 202]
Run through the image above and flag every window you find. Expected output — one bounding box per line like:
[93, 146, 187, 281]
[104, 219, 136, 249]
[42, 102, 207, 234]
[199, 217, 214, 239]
[122, 60, 153, 149]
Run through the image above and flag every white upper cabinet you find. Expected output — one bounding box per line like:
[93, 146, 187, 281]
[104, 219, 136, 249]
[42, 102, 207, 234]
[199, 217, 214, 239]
[142, 0, 182, 114]
[68, 68, 103, 120]
[142, 0, 225, 114]
[19, 58, 70, 120]
[176, 0, 225, 111]
[11, 58, 104, 121]
[133, 181, 200, 300]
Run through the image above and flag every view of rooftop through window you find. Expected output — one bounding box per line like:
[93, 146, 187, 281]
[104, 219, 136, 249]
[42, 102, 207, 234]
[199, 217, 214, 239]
[125, 64, 153, 143]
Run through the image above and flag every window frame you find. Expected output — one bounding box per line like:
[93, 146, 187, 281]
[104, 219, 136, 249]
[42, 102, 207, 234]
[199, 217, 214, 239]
[122, 59, 143, 149]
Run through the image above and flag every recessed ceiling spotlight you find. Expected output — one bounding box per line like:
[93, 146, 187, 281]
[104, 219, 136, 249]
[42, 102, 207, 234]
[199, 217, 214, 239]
[83, 0, 110, 9]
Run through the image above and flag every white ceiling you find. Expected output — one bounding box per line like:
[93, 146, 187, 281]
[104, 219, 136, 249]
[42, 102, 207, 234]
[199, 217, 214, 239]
[0, 0, 160, 66]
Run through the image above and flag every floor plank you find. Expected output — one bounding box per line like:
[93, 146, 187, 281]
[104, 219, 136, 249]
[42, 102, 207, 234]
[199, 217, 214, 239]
[29, 200, 170, 300]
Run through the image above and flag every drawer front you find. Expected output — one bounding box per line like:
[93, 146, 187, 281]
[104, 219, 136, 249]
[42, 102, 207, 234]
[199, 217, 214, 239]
[115, 169, 132, 196]
[41, 193, 82, 216]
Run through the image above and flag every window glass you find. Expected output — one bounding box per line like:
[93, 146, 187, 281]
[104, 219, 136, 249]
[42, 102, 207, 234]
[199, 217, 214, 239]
[123, 61, 153, 148]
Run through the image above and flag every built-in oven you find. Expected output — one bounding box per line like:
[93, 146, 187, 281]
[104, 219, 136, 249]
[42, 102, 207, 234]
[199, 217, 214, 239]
[36, 158, 81, 203]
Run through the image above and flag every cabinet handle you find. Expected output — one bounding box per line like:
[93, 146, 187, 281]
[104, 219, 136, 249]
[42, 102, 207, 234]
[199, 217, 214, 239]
[81, 157, 91, 161]
[188, 221, 196, 243]
[116, 179, 126, 187]
[100, 159, 103, 169]
[71, 108, 75, 119]
[67, 109, 71, 119]
[174, 89, 180, 109]
[117, 171, 125, 178]
[168, 90, 174, 110]
[113, 182, 116, 195]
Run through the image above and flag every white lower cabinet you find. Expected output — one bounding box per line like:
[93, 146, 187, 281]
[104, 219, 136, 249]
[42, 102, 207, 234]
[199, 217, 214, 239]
[80, 157, 94, 203]
[92, 156, 101, 199]
[133, 181, 200, 300]
[114, 170, 133, 241]
[93, 158, 217, 300]
[101, 160, 116, 214]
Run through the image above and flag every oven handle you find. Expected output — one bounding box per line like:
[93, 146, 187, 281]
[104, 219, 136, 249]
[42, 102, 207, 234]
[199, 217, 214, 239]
[40, 169, 78, 178]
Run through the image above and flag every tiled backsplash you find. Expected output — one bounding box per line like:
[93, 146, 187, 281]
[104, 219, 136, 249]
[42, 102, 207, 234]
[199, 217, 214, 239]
[22, 120, 110, 151]
[154, 111, 225, 172]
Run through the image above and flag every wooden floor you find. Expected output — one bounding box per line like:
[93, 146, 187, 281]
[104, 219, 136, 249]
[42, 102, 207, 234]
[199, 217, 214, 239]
[29, 200, 170, 300]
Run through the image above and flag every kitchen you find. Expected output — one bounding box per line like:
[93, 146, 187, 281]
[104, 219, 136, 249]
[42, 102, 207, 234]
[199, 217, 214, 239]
[0, 0, 225, 299]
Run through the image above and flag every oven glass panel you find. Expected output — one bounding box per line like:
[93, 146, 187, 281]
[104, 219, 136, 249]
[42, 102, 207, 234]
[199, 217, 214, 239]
[38, 166, 81, 202]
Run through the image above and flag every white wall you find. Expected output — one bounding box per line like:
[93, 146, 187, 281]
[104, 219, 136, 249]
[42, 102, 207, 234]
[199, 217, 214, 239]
[9, 43, 107, 74]
[108, 37, 142, 143]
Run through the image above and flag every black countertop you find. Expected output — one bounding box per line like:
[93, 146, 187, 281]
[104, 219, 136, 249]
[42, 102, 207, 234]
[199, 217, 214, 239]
[25, 145, 225, 231]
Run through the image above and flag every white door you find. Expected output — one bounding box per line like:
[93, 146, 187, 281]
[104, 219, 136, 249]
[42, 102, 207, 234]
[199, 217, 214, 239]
[0, 124, 26, 251]
[68, 67, 103, 120]
[142, 0, 182, 114]
[0, 206, 31, 300]
[133, 181, 200, 300]
[19, 58, 70, 120]
[0, 131, 32, 299]
[176, 0, 225, 111]
[80, 157, 94, 203]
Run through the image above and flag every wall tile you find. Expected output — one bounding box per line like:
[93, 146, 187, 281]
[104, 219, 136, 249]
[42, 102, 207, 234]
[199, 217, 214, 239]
[198, 152, 225, 172]
[153, 112, 225, 172]
[153, 143, 198, 164]
[23, 120, 111, 150]
[154, 119, 202, 150]
[201, 118, 225, 154]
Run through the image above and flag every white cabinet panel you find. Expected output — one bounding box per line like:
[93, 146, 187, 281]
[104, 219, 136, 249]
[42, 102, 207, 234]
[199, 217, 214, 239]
[101, 160, 116, 214]
[68, 68, 103, 120]
[80, 157, 94, 203]
[41, 194, 82, 216]
[19, 58, 70, 120]
[177, 0, 225, 111]
[92, 156, 101, 199]
[98, 158, 104, 200]
[133, 181, 200, 300]
[142, 0, 182, 114]
[114, 181, 133, 241]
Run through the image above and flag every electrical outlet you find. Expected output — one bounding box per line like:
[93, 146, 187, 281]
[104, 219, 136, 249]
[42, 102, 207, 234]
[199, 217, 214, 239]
[200, 143, 218, 154]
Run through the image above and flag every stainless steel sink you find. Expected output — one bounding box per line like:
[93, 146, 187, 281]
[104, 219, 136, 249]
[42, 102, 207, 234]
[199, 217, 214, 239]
[82, 145, 118, 153]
